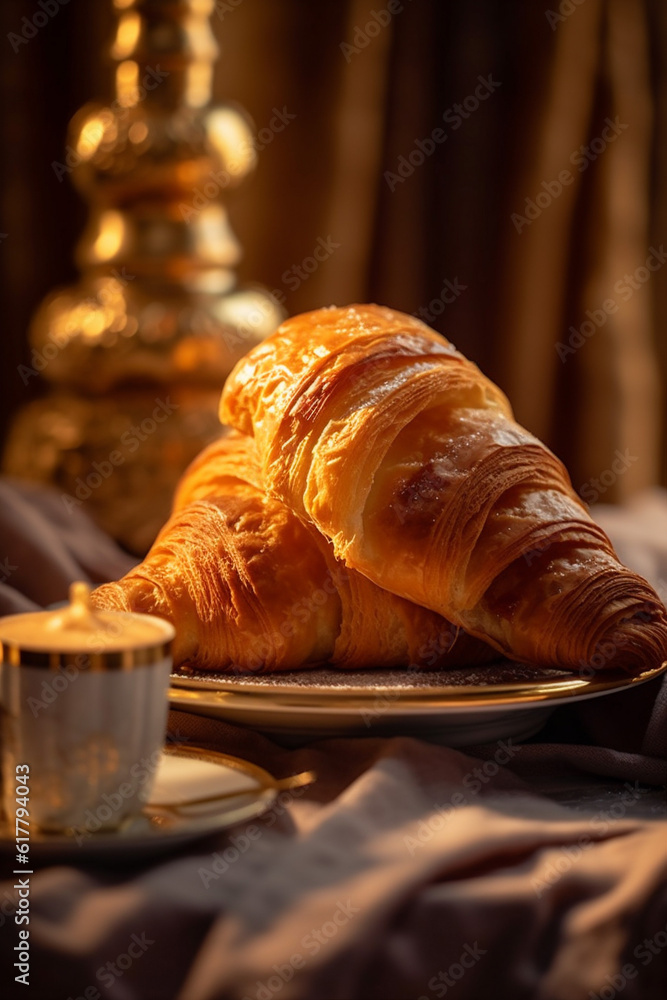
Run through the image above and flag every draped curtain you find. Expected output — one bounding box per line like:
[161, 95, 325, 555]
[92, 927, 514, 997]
[1, 0, 665, 497]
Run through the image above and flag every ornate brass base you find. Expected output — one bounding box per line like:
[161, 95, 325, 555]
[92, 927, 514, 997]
[4, 0, 283, 554]
[5, 387, 223, 554]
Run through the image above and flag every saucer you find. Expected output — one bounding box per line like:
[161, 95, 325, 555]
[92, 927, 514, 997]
[0, 744, 281, 858]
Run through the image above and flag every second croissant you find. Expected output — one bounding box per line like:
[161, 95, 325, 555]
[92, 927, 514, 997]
[92, 432, 495, 673]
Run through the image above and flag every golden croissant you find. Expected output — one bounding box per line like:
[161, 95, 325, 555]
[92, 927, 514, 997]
[92, 432, 494, 672]
[220, 303, 667, 672]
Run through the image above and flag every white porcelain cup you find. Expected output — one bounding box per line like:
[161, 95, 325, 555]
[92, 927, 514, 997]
[0, 583, 175, 835]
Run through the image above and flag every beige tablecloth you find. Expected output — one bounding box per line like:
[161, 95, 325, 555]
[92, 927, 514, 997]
[1, 492, 667, 1000]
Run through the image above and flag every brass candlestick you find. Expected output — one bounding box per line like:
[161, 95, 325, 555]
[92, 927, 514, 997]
[4, 0, 283, 554]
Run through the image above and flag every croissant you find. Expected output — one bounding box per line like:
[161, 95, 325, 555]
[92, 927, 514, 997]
[92, 432, 495, 672]
[220, 304, 667, 673]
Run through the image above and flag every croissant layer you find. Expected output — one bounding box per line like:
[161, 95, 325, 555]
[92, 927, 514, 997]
[93, 433, 495, 673]
[219, 304, 667, 672]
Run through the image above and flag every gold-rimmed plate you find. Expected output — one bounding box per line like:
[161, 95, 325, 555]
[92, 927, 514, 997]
[169, 660, 667, 746]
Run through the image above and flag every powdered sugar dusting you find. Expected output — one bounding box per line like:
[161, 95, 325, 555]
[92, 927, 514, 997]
[173, 660, 570, 692]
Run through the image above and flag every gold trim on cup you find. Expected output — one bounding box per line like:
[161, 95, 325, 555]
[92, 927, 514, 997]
[0, 598, 175, 672]
[1, 642, 173, 671]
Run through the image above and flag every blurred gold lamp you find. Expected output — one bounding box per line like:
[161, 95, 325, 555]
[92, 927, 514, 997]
[4, 0, 283, 553]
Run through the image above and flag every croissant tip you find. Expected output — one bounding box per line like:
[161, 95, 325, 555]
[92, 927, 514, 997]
[580, 606, 667, 676]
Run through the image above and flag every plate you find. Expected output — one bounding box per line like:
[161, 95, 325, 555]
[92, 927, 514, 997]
[0, 744, 281, 858]
[169, 660, 667, 746]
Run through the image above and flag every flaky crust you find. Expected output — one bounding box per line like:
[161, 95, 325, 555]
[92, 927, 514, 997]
[220, 304, 667, 672]
[93, 432, 495, 672]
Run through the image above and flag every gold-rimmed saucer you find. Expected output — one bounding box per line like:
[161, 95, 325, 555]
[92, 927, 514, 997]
[0, 745, 300, 857]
